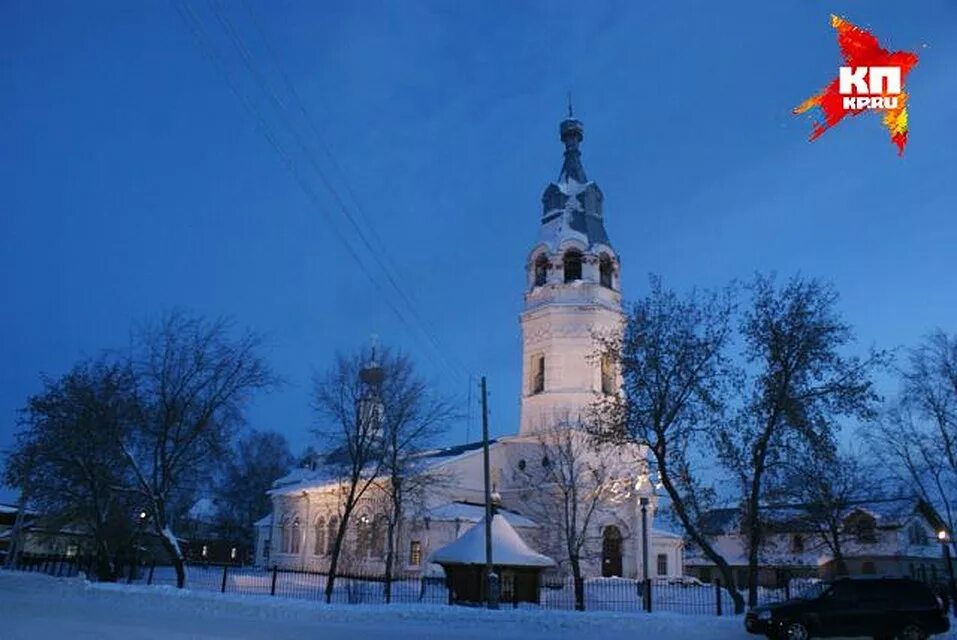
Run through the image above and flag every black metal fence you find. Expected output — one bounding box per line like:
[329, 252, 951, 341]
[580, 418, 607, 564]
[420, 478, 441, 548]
[3, 553, 819, 616]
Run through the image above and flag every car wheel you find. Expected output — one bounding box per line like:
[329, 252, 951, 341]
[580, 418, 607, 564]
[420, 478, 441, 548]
[783, 621, 810, 640]
[897, 623, 926, 640]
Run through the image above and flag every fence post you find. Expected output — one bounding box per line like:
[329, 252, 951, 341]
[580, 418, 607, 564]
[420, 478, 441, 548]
[784, 579, 790, 601]
[221, 564, 229, 593]
[643, 578, 652, 613]
[270, 565, 278, 596]
[147, 562, 155, 586]
[715, 579, 723, 616]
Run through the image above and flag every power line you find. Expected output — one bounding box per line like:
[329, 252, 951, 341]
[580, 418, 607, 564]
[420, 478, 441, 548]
[172, 0, 457, 383]
[208, 0, 472, 385]
[173, 0, 472, 388]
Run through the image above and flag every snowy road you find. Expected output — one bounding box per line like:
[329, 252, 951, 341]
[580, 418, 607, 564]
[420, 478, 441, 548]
[0, 571, 952, 640]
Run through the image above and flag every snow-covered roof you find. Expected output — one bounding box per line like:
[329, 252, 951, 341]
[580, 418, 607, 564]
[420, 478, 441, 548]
[651, 528, 684, 540]
[253, 514, 272, 528]
[428, 514, 555, 568]
[188, 497, 219, 522]
[427, 502, 538, 528]
[269, 439, 497, 495]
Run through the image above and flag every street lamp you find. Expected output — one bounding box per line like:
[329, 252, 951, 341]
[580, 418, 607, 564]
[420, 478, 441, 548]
[939, 530, 956, 614]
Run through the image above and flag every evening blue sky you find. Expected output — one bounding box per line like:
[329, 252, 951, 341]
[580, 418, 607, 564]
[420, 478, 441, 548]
[2, 1, 956, 501]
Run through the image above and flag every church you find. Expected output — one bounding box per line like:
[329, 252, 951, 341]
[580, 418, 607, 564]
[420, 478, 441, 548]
[254, 113, 684, 582]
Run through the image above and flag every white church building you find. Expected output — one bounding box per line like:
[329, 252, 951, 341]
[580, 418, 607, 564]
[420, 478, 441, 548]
[255, 113, 684, 581]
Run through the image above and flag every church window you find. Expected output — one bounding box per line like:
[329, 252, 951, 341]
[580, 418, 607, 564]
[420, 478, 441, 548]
[409, 540, 422, 566]
[534, 255, 549, 287]
[356, 513, 372, 557]
[280, 516, 291, 553]
[314, 516, 326, 556]
[657, 553, 668, 576]
[371, 515, 388, 558]
[601, 353, 614, 395]
[326, 516, 339, 555]
[531, 355, 545, 394]
[563, 250, 582, 282]
[599, 254, 613, 288]
[290, 518, 301, 554]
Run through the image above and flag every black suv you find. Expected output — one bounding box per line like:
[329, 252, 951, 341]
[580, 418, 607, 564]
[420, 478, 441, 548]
[745, 577, 950, 640]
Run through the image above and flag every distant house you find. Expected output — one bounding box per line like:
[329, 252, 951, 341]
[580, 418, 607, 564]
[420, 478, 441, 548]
[684, 497, 946, 587]
[0, 503, 93, 560]
[179, 498, 250, 564]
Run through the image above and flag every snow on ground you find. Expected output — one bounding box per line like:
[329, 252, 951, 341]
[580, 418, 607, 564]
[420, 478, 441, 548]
[1, 571, 954, 640]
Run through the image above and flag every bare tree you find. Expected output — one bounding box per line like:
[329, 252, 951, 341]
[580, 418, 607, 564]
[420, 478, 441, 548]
[591, 276, 747, 612]
[215, 429, 294, 549]
[313, 348, 388, 603]
[518, 417, 620, 611]
[4, 358, 141, 580]
[716, 275, 884, 607]
[866, 330, 957, 542]
[781, 448, 880, 577]
[120, 311, 275, 588]
[372, 351, 456, 603]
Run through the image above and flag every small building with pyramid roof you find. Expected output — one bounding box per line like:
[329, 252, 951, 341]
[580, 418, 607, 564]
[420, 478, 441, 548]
[430, 513, 554, 604]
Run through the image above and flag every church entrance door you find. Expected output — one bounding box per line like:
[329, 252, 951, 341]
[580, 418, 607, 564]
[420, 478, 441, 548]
[601, 525, 622, 577]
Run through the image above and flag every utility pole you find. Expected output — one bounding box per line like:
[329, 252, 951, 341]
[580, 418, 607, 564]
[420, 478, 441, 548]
[481, 376, 499, 609]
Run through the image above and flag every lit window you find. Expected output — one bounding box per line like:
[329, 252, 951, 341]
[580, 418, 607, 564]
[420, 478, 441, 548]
[409, 540, 422, 566]
[230, 547, 237, 560]
[201, 544, 208, 558]
[356, 514, 372, 557]
[66, 545, 78, 558]
[563, 250, 582, 282]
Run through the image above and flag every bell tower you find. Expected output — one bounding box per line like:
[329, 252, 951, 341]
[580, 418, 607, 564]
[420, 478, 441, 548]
[518, 113, 624, 436]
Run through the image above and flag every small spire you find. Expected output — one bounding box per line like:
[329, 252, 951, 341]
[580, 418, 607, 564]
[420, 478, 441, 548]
[360, 334, 384, 386]
[558, 108, 586, 184]
[567, 91, 574, 118]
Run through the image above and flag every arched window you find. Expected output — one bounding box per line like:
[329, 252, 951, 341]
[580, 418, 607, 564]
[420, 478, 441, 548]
[601, 353, 615, 395]
[326, 516, 339, 555]
[531, 354, 545, 395]
[356, 513, 372, 557]
[563, 250, 582, 283]
[599, 254, 613, 288]
[290, 518, 301, 555]
[280, 516, 290, 553]
[534, 254, 549, 287]
[314, 516, 326, 556]
[371, 515, 388, 558]
[601, 525, 623, 577]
